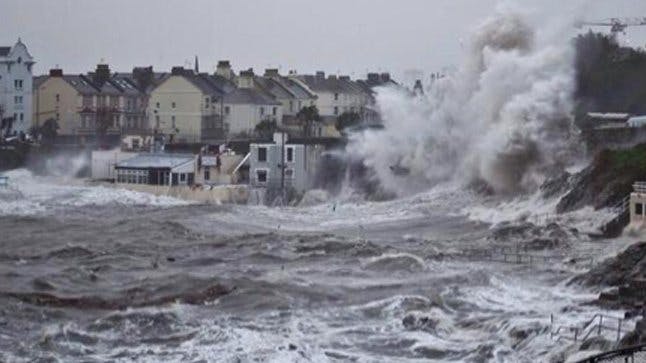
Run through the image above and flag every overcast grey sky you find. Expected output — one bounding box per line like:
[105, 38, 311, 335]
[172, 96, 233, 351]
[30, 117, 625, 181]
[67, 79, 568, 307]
[2, 0, 646, 82]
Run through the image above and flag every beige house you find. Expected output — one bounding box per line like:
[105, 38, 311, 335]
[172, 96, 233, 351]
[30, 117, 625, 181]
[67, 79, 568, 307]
[292, 72, 370, 119]
[147, 67, 226, 143]
[33, 65, 150, 140]
[223, 68, 283, 137]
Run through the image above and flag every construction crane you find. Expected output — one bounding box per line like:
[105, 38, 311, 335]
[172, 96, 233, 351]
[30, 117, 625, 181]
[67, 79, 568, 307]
[576, 17, 646, 36]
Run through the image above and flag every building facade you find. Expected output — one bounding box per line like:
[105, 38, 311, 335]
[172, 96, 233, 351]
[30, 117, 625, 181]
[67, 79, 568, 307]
[0, 39, 35, 135]
[147, 67, 225, 143]
[33, 65, 151, 140]
[249, 133, 321, 194]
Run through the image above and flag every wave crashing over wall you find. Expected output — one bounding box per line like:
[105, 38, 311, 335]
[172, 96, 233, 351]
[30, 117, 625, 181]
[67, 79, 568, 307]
[349, 10, 580, 196]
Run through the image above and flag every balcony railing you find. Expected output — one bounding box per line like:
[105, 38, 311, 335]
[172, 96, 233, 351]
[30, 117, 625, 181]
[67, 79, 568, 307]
[633, 181, 646, 194]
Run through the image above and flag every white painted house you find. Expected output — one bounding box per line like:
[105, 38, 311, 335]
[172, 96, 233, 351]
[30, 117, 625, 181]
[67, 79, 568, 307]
[0, 39, 35, 135]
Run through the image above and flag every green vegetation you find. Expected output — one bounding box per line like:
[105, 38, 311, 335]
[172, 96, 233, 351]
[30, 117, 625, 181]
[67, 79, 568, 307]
[335, 112, 361, 133]
[296, 105, 320, 137]
[254, 119, 278, 139]
[575, 32, 646, 128]
[608, 145, 646, 172]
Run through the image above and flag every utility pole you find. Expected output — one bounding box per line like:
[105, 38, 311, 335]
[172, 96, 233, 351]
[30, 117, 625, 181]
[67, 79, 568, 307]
[280, 131, 285, 204]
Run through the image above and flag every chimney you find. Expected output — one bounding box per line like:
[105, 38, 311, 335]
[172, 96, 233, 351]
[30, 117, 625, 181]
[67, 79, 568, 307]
[237, 68, 254, 88]
[315, 71, 325, 80]
[216, 60, 232, 79]
[49, 68, 63, 77]
[413, 80, 424, 95]
[171, 66, 186, 76]
[380, 73, 391, 82]
[339, 75, 350, 81]
[133, 66, 153, 90]
[264, 68, 279, 77]
[367, 73, 380, 83]
[93, 64, 111, 86]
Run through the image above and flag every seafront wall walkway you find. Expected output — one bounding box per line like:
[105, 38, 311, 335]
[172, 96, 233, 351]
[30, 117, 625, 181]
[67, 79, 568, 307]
[104, 183, 250, 204]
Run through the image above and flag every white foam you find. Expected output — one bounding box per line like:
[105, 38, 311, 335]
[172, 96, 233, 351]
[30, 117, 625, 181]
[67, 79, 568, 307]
[0, 169, 189, 216]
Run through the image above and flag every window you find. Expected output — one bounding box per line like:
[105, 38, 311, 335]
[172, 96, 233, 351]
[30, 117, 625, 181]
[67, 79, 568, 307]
[260, 107, 265, 116]
[334, 93, 339, 101]
[334, 106, 338, 115]
[225, 106, 230, 115]
[272, 107, 277, 116]
[258, 147, 267, 162]
[180, 173, 186, 182]
[20, 113, 24, 121]
[83, 96, 93, 107]
[205, 97, 209, 107]
[172, 102, 176, 109]
[14, 79, 23, 90]
[289, 101, 294, 112]
[171, 115, 176, 129]
[56, 94, 60, 102]
[155, 115, 160, 127]
[286, 147, 294, 163]
[204, 169, 210, 181]
[636, 203, 643, 216]
[285, 168, 294, 179]
[256, 169, 267, 183]
[156, 102, 160, 108]
[14, 96, 23, 104]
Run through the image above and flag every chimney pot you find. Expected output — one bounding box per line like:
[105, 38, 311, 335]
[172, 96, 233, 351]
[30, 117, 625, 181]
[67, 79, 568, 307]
[49, 68, 63, 77]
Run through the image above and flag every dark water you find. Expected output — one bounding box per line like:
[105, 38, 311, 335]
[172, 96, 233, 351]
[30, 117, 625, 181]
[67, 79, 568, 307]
[0, 171, 632, 362]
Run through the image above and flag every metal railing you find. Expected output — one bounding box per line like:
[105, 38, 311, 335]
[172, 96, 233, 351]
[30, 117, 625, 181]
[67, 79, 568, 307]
[633, 181, 646, 194]
[576, 344, 646, 363]
[550, 314, 627, 344]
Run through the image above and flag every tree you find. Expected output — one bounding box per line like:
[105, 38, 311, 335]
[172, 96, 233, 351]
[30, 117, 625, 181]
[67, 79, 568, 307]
[95, 106, 117, 145]
[40, 118, 59, 144]
[335, 111, 361, 133]
[0, 105, 15, 138]
[296, 105, 320, 137]
[574, 31, 646, 128]
[255, 119, 278, 139]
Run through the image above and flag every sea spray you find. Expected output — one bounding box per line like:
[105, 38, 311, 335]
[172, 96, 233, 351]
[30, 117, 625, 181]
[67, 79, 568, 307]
[349, 9, 581, 196]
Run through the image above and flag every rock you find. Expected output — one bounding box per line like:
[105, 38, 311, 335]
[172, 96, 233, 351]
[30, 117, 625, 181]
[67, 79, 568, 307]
[573, 242, 646, 289]
[402, 314, 439, 332]
[579, 336, 613, 351]
[556, 144, 646, 214]
[288, 343, 297, 351]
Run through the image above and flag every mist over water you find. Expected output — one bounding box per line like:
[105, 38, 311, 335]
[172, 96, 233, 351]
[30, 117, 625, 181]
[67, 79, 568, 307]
[349, 10, 581, 196]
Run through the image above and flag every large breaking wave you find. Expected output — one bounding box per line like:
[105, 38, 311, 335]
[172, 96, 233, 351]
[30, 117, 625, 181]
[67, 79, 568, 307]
[349, 9, 581, 196]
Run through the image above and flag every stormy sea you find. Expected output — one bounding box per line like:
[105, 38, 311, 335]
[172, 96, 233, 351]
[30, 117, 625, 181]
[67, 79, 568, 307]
[2, 8, 641, 363]
[0, 167, 639, 363]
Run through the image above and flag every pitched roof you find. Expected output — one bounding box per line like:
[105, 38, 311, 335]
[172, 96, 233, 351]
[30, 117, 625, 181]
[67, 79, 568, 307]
[224, 87, 281, 105]
[32, 75, 49, 89]
[0, 47, 11, 57]
[274, 77, 317, 99]
[296, 75, 365, 95]
[63, 75, 100, 94]
[254, 76, 295, 99]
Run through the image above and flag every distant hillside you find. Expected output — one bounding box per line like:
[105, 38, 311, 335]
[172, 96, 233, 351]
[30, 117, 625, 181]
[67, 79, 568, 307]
[575, 32, 646, 129]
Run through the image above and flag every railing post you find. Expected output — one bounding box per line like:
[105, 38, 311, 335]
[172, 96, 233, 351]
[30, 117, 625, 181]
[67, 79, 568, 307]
[598, 316, 603, 336]
[617, 319, 622, 341]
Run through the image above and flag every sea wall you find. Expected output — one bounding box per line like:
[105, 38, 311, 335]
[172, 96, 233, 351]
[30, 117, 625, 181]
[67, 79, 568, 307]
[109, 183, 250, 204]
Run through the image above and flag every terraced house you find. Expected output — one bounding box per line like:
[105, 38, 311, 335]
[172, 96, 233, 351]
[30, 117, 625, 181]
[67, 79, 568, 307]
[33, 64, 155, 142]
[148, 63, 283, 143]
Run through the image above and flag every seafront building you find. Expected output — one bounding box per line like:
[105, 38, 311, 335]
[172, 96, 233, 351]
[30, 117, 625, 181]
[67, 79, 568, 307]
[249, 132, 322, 194]
[0, 39, 35, 135]
[33, 65, 159, 143]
